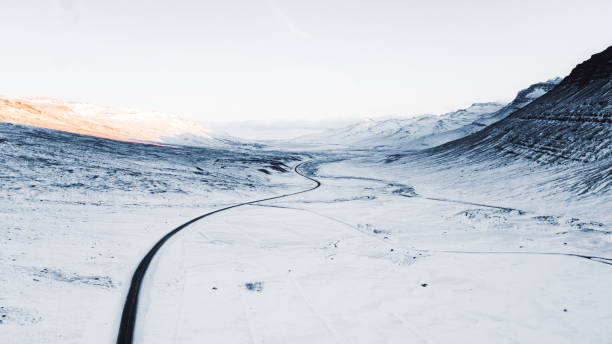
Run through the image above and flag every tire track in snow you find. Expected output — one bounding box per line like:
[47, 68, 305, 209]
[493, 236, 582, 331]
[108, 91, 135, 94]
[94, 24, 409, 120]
[430, 250, 612, 266]
[307, 171, 612, 266]
[248, 203, 391, 247]
[288, 273, 345, 344]
[249, 196, 612, 266]
[116, 161, 321, 344]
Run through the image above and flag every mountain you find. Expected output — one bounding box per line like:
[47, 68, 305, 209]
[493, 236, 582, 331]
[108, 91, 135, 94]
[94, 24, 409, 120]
[424, 45, 612, 193]
[294, 102, 504, 149]
[473, 78, 562, 127]
[0, 96, 213, 146]
[430, 46, 611, 163]
[411, 78, 562, 148]
[293, 78, 560, 150]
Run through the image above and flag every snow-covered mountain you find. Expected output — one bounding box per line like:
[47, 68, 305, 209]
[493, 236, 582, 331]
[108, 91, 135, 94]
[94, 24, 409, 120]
[422, 45, 612, 194]
[473, 78, 562, 127]
[0, 97, 214, 146]
[293, 78, 560, 150]
[430, 46, 611, 163]
[409, 78, 562, 149]
[295, 102, 504, 149]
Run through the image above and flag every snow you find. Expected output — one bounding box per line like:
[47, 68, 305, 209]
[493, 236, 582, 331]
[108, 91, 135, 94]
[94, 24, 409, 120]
[285, 79, 562, 152]
[291, 102, 505, 149]
[0, 96, 213, 146]
[525, 87, 547, 99]
[2, 120, 610, 343]
[135, 159, 611, 343]
[0, 122, 305, 343]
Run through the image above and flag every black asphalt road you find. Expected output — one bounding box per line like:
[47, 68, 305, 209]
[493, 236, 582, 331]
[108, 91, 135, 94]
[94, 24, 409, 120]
[116, 161, 321, 344]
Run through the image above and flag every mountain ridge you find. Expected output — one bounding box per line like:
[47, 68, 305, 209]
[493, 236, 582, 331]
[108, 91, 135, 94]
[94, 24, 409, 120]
[428, 45, 612, 164]
[0, 96, 213, 146]
[292, 79, 560, 150]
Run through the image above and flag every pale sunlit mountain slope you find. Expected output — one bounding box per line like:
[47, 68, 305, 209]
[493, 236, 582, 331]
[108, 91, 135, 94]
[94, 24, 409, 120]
[0, 97, 213, 146]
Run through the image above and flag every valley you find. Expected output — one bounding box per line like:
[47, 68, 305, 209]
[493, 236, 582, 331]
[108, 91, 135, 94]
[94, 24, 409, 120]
[1, 45, 611, 344]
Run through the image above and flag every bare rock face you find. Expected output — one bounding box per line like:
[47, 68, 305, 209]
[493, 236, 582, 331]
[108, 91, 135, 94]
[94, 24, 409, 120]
[563, 45, 612, 86]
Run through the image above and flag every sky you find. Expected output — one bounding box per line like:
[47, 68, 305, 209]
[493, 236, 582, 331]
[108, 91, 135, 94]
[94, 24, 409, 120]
[1, 0, 611, 124]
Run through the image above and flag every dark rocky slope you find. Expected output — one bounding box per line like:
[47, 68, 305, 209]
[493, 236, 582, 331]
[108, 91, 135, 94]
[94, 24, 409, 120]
[383, 45, 612, 196]
[411, 78, 561, 148]
[429, 45, 611, 164]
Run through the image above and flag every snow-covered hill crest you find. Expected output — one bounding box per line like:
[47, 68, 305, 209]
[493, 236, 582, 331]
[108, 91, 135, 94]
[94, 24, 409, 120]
[472, 78, 561, 127]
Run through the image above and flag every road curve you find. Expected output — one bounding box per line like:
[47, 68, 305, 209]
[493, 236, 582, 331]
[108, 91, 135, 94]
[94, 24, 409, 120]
[116, 161, 320, 344]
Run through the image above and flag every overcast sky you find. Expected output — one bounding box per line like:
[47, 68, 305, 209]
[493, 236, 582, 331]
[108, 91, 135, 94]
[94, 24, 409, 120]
[1, 0, 611, 123]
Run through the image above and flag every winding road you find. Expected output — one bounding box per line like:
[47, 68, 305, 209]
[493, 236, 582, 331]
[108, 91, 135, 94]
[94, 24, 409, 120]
[115, 161, 321, 344]
[116, 158, 612, 343]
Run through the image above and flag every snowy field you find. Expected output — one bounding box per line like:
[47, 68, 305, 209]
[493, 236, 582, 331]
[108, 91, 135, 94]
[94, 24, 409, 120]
[0, 123, 306, 343]
[1, 122, 611, 343]
[139, 161, 612, 343]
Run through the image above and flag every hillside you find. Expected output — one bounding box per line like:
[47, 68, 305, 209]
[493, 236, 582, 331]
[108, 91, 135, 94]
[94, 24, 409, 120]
[393, 45, 612, 196]
[430, 45, 611, 164]
[0, 97, 212, 146]
[293, 78, 560, 150]
[294, 102, 504, 149]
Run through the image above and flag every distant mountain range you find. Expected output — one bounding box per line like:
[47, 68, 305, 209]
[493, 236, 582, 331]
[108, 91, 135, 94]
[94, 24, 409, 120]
[293, 78, 561, 150]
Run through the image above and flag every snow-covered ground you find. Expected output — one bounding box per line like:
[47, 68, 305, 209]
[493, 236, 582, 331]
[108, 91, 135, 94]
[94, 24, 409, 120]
[134, 157, 612, 343]
[2, 123, 610, 343]
[0, 122, 307, 343]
